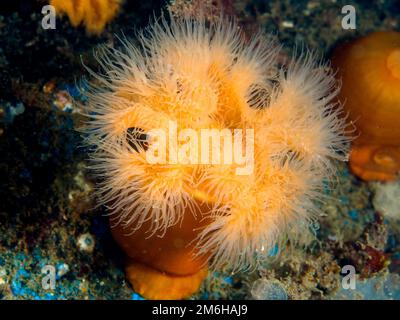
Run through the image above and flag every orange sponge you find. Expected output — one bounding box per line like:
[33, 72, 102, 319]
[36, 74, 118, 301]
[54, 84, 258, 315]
[50, 0, 122, 35]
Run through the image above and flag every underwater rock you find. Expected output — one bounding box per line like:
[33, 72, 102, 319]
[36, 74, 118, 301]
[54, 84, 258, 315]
[77, 233, 95, 253]
[372, 179, 400, 220]
[250, 279, 287, 300]
[334, 214, 389, 278]
[0, 101, 25, 125]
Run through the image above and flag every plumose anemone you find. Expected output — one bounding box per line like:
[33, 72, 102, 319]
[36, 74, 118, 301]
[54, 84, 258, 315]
[82, 14, 350, 299]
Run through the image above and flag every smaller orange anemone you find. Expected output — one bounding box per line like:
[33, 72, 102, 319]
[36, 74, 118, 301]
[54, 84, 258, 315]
[50, 0, 122, 35]
[332, 31, 400, 181]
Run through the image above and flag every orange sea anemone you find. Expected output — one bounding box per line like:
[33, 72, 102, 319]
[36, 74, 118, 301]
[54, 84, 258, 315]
[50, 0, 122, 35]
[332, 31, 400, 181]
[82, 14, 350, 299]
